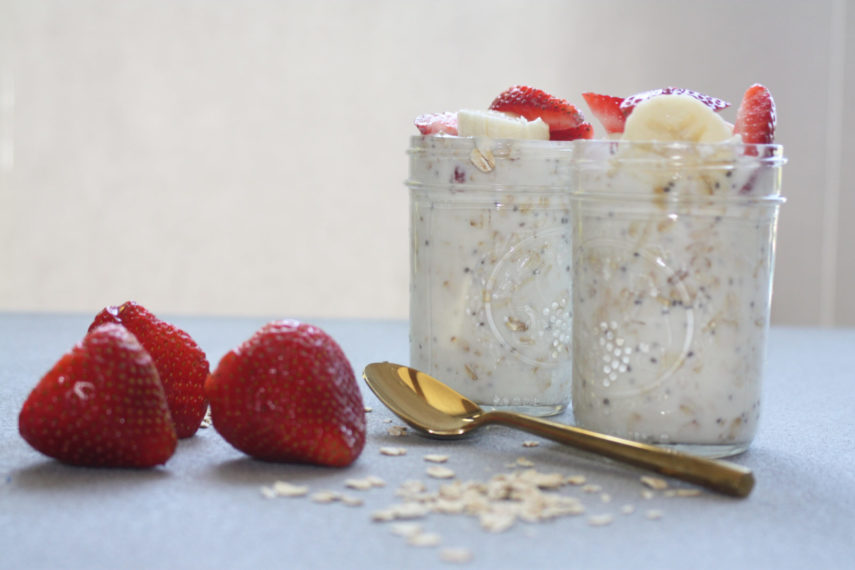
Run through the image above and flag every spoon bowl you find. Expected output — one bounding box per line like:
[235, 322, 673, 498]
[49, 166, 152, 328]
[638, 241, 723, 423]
[363, 360, 482, 437]
[363, 362, 754, 497]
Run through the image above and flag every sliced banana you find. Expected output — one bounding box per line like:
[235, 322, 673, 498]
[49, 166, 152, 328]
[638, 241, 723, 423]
[622, 94, 734, 143]
[457, 109, 549, 140]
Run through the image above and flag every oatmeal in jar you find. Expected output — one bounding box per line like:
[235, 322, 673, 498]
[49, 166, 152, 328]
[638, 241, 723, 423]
[407, 134, 575, 415]
[570, 88, 785, 457]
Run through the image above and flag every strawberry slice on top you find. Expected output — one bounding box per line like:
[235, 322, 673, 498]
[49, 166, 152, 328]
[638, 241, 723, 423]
[414, 111, 458, 136]
[620, 87, 730, 117]
[581, 92, 626, 134]
[733, 84, 776, 145]
[489, 85, 593, 140]
[583, 87, 731, 136]
[550, 122, 594, 141]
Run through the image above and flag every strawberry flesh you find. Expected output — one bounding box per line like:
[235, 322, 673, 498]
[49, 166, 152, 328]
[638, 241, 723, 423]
[733, 84, 776, 145]
[415, 112, 458, 135]
[18, 323, 177, 468]
[205, 320, 366, 467]
[550, 122, 595, 141]
[581, 92, 626, 134]
[90, 301, 210, 439]
[489, 85, 592, 140]
[620, 87, 730, 117]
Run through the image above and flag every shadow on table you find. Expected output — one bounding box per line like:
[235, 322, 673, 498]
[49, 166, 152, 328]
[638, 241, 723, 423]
[9, 458, 170, 493]
[208, 456, 347, 488]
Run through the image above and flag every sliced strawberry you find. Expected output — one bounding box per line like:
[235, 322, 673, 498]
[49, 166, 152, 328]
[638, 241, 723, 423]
[90, 301, 210, 439]
[414, 112, 458, 135]
[205, 320, 366, 467]
[550, 122, 594, 140]
[734, 84, 776, 145]
[19, 323, 177, 468]
[489, 85, 592, 140]
[619, 87, 730, 118]
[581, 92, 626, 134]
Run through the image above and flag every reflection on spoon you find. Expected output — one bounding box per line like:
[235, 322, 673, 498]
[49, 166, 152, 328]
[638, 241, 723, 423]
[362, 362, 754, 498]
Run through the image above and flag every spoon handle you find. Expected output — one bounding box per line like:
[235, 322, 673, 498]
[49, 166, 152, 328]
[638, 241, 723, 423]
[483, 411, 754, 497]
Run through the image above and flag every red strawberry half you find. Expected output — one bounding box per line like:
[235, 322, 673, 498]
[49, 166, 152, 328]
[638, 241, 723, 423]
[619, 87, 730, 117]
[734, 84, 776, 145]
[550, 122, 595, 141]
[90, 301, 210, 438]
[19, 323, 177, 468]
[581, 92, 626, 134]
[205, 320, 366, 467]
[415, 112, 458, 135]
[489, 85, 593, 140]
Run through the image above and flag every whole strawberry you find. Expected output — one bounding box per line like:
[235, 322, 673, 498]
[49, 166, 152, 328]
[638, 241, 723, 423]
[19, 323, 177, 467]
[90, 301, 209, 438]
[205, 320, 366, 467]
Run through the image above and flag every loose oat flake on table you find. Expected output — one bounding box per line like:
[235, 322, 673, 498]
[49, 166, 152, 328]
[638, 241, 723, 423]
[261, 481, 309, 499]
[256, 447, 705, 568]
[372, 468, 587, 533]
[426, 466, 456, 480]
[346, 476, 386, 490]
[387, 425, 408, 437]
[640, 475, 670, 491]
[423, 454, 449, 463]
[439, 547, 474, 564]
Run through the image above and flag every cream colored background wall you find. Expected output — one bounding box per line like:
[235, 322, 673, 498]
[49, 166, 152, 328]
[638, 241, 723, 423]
[0, 0, 851, 325]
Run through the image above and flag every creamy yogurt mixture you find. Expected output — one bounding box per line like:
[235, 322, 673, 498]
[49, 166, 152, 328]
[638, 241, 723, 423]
[570, 141, 784, 455]
[407, 135, 575, 414]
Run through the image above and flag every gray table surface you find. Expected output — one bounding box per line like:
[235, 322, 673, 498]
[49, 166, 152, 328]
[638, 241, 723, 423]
[1, 312, 853, 569]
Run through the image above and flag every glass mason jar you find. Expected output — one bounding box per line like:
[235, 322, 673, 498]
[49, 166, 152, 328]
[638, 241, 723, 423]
[569, 141, 786, 457]
[407, 135, 575, 416]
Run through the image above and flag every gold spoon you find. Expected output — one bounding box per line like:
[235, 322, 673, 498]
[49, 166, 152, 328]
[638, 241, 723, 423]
[363, 362, 754, 497]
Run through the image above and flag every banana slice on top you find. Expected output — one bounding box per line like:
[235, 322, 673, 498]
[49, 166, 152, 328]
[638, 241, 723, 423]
[622, 94, 734, 143]
[457, 109, 549, 140]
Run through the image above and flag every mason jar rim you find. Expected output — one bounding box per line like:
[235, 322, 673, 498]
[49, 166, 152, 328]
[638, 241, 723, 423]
[407, 136, 786, 201]
[407, 134, 576, 159]
[409, 135, 786, 163]
[572, 139, 786, 167]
